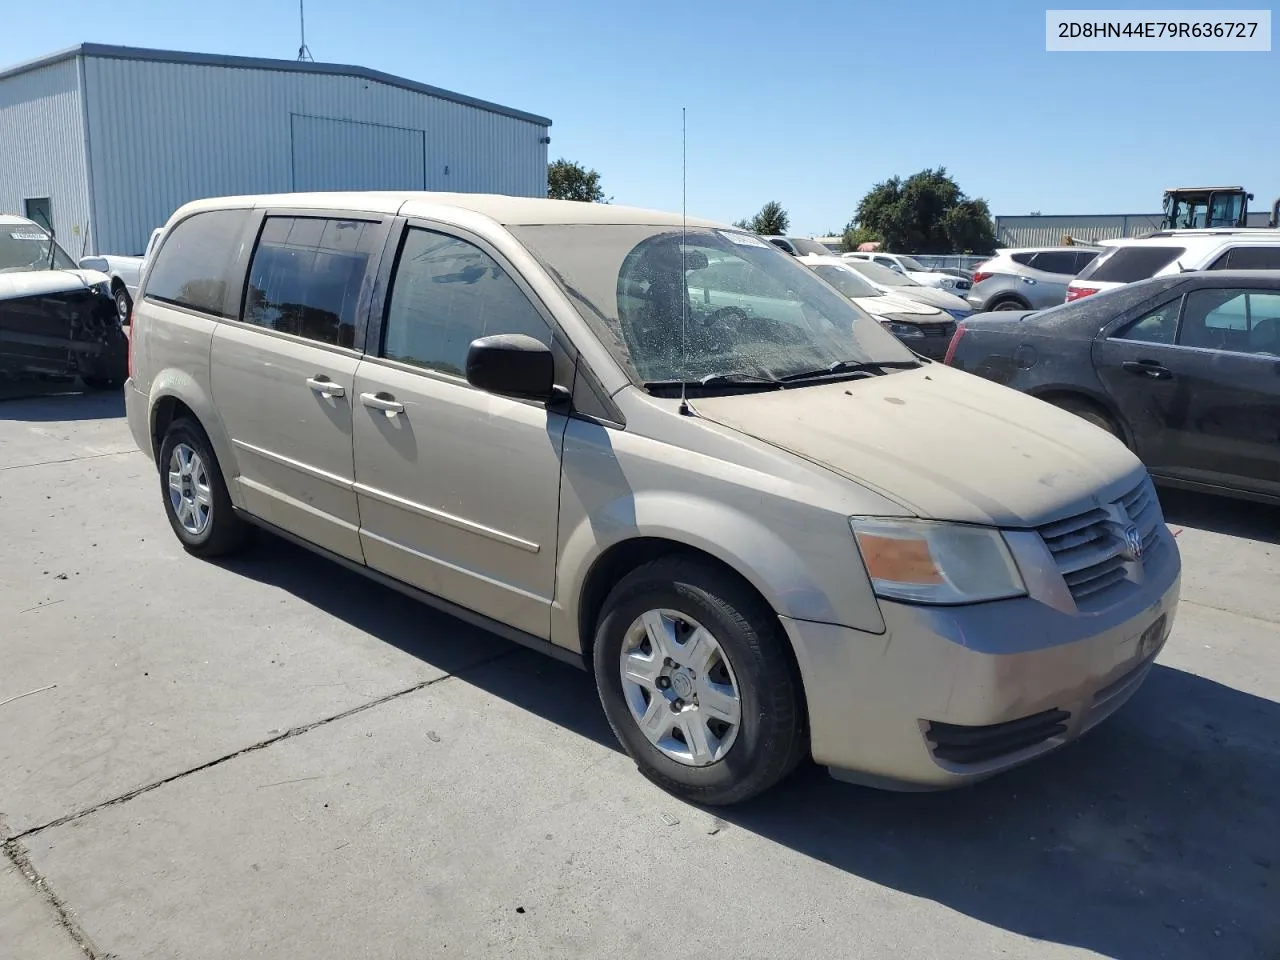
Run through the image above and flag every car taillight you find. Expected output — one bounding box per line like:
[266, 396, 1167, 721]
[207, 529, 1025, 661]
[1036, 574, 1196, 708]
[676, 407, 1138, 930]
[1065, 285, 1099, 302]
[971, 263, 992, 285]
[943, 322, 966, 366]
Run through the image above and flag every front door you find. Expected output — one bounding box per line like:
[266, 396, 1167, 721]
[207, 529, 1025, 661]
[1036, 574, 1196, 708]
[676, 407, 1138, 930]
[352, 223, 569, 639]
[1093, 292, 1185, 469]
[210, 213, 388, 562]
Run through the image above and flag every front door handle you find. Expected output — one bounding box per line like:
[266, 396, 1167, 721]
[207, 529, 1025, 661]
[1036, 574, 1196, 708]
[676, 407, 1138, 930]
[360, 391, 405, 415]
[1121, 359, 1172, 380]
[306, 376, 346, 397]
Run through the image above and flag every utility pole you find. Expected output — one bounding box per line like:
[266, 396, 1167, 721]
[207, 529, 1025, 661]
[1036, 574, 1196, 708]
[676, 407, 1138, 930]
[297, 0, 314, 61]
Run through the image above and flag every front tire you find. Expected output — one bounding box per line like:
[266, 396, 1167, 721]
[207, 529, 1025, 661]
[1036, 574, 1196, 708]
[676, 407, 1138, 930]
[158, 418, 250, 557]
[592, 557, 807, 805]
[114, 287, 133, 323]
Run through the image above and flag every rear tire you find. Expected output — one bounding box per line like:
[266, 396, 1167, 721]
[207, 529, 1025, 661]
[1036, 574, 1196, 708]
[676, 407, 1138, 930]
[158, 417, 251, 558]
[592, 556, 807, 805]
[989, 297, 1028, 311]
[1048, 396, 1123, 440]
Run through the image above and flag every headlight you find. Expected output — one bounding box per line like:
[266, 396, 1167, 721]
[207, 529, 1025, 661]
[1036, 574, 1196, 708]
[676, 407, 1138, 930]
[940, 278, 956, 289]
[91, 280, 112, 298]
[879, 319, 924, 338]
[850, 518, 1027, 604]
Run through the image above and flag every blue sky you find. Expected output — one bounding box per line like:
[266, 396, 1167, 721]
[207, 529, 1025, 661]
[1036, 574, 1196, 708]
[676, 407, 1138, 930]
[4, 0, 1277, 233]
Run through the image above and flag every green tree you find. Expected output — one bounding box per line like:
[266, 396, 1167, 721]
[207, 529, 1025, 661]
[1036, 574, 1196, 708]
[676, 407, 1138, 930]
[735, 201, 790, 236]
[840, 224, 882, 252]
[547, 158, 608, 203]
[852, 168, 996, 255]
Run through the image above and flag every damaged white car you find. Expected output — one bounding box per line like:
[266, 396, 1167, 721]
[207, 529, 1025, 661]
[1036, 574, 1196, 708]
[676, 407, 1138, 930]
[0, 215, 128, 390]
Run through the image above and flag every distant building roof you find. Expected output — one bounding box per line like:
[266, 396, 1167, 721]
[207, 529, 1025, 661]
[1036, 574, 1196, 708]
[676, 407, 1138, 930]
[0, 42, 551, 127]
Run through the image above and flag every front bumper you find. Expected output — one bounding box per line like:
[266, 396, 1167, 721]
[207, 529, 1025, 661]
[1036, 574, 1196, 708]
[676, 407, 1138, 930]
[784, 525, 1181, 789]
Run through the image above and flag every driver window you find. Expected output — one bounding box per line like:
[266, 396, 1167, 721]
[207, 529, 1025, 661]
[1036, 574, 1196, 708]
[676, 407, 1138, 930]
[1115, 297, 1180, 345]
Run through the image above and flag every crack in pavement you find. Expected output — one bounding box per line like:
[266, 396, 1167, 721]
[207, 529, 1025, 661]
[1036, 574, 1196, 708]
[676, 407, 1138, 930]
[0, 451, 135, 472]
[2, 823, 105, 960]
[5, 646, 519, 844]
[1182, 597, 1280, 627]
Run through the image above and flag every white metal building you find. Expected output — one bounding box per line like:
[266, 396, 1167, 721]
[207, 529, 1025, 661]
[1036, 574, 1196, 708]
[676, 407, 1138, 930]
[0, 44, 552, 256]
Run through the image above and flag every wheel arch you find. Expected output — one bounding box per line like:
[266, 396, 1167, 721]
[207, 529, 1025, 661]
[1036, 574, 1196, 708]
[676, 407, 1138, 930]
[1026, 385, 1133, 446]
[146, 371, 240, 501]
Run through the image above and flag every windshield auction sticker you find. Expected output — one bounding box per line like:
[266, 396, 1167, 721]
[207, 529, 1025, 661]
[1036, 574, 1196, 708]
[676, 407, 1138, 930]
[719, 231, 773, 248]
[1046, 9, 1271, 50]
[9, 232, 47, 241]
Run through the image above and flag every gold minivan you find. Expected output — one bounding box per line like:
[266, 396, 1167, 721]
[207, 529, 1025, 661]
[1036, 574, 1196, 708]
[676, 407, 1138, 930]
[125, 193, 1181, 804]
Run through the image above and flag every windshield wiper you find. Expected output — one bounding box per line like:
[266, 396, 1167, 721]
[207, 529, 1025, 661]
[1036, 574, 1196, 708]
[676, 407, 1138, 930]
[643, 371, 784, 390]
[779, 359, 920, 382]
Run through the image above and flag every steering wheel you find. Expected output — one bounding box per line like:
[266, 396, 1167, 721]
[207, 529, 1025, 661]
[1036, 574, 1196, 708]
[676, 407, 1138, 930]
[708, 306, 750, 326]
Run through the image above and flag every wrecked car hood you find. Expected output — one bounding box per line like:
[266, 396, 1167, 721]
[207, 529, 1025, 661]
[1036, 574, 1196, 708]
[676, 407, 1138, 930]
[691, 364, 1144, 528]
[0, 269, 107, 302]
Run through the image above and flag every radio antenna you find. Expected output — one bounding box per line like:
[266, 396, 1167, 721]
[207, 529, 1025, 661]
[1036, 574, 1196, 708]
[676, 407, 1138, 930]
[678, 106, 691, 416]
[297, 0, 314, 61]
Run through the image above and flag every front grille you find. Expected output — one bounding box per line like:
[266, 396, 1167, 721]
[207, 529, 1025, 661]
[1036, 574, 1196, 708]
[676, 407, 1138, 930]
[925, 708, 1071, 765]
[1037, 477, 1163, 610]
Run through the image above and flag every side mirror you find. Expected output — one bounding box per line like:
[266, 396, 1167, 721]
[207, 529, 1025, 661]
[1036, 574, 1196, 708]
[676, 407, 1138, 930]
[79, 256, 109, 273]
[466, 334, 565, 403]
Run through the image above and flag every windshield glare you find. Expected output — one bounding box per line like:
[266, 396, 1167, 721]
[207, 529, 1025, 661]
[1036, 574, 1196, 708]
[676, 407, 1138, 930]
[811, 264, 882, 299]
[897, 255, 928, 272]
[845, 259, 920, 287]
[0, 228, 77, 273]
[510, 224, 915, 385]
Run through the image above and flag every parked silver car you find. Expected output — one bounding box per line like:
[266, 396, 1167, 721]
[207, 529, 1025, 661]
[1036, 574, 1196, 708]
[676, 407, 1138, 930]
[124, 192, 1179, 805]
[968, 247, 1101, 312]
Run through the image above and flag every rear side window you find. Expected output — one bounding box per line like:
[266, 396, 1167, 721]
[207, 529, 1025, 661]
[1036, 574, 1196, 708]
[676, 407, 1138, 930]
[1009, 252, 1036, 266]
[1073, 250, 1100, 272]
[145, 209, 251, 316]
[1028, 250, 1080, 275]
[1078, 246, 1186, 283]
[1208, 246, 1280, 270]
[242, 216, 379, 349]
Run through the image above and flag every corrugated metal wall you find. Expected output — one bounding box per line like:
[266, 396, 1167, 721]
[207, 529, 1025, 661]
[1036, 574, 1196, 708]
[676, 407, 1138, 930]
[0, 58, 92, 255]
[83, 56, 549, 255]
[995, 214, 1163, 248]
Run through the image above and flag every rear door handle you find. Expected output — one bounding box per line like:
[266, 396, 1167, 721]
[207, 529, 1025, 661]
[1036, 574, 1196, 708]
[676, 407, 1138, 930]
[306, 376, 346, 397]
[360, 391, 404, 415]
[1121, 359, 1172, 380]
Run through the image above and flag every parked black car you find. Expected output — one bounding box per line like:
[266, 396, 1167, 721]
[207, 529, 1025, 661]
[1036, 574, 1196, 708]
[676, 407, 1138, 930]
[0, 216, 128, 390]
[945, 270, 1280, 505]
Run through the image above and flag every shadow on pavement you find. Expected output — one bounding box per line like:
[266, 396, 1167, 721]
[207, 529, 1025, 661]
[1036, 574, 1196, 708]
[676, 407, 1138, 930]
[229, 534, 1279, 960]
[1158, 485, 1280, 546]
[0, 386, 125, 421]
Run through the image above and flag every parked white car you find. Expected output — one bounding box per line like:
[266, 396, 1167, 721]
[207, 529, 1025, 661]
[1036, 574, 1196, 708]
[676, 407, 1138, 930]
[839, 258, 973, 319]
[799, 255, 958, 359]
[79, 227, 163, 321]
[1066, 230, 1280, 302]
[844, 252, 971, 293]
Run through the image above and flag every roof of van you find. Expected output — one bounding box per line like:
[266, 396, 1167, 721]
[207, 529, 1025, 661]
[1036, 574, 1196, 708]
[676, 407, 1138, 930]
[1099, 231, 1280, 249]
[172, 192, 727, 229]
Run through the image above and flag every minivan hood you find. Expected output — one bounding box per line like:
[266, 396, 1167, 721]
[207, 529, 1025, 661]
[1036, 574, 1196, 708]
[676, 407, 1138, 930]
[691, 365, 1142, 528]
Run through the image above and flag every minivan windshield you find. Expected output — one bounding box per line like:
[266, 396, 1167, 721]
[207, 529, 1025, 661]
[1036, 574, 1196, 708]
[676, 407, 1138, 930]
[811, 264, 883, 298]
[843, 259, 921, 287]
[511, 224, 917, 385]
[0, 228, 77, 273]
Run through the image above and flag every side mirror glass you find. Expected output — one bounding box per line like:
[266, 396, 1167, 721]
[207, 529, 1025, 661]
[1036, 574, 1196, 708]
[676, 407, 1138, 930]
[465, 333, 562, 402]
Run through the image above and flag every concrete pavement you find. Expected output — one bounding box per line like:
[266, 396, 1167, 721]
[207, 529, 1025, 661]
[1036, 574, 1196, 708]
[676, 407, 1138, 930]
[1, 390, 1277, 959]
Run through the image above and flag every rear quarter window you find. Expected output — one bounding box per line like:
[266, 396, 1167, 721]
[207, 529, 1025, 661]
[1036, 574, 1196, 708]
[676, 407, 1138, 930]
[144, 209, 253, 317]
[1208, 246, 1280, 270]
[1077, 246, 1186, 284]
